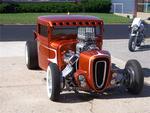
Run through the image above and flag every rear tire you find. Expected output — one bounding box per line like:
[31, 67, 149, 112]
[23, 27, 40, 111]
[25, 40, 39, 69]
[128, 37, 136, 52]
[47, 63, 61, 101]
[124, 60, 144, 94]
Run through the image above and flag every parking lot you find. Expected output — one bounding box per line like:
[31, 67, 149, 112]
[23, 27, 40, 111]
[0, 39, 150, 113]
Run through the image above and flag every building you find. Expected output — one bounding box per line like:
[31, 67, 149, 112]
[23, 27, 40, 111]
[111, 0, 150, 18]
[137, 0, 150, 12]
[111, 0, 135, 14]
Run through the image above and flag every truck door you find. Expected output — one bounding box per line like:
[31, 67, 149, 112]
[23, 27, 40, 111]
[36, 24, 49, 70]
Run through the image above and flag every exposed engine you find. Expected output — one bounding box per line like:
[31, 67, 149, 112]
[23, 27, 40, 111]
[62, 27, 99, 78]
[76, 27, 99, 54]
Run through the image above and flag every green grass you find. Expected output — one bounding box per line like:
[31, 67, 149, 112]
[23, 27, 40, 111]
[146, 10, 150, 13]
[0, 13, 131, 24]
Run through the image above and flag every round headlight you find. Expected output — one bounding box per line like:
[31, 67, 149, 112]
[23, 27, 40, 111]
[132, 25, 138, 31]
[78, 75, 86, 87]
[78, 75, 85, 81]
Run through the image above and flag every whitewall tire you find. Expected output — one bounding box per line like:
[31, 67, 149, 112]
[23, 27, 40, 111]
[46, 63, 61, 101]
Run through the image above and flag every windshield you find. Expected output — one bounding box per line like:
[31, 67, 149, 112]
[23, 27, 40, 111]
[52, 26, 101, 36]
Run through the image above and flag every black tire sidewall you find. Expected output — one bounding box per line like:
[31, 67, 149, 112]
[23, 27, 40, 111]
[48, 63, 61, 101]
[125, 60, 144, 94]
[25, 40, 39, 69]
[128, 36, 136, 52]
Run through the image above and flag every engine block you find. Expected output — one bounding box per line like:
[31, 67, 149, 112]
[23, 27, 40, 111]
[76, 27, 99, 54]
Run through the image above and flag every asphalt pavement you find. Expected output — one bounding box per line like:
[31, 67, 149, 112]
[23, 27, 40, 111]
[1, 24, 150, 41]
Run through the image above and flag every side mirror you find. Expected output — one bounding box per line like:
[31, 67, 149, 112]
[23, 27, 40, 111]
[33, 30, 37, 39]
[128, 26, 131, 29]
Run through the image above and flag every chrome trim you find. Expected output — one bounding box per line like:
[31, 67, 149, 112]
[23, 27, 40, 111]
[88, 51, 109, 78]
[95, 61, 107, 88]
[62, 64, 73, 77]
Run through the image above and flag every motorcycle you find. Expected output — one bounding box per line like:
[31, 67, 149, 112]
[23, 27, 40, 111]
[128, 17, 149, 52]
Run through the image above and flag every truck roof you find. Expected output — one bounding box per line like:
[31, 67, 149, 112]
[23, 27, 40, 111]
[38, 15, 103, 27]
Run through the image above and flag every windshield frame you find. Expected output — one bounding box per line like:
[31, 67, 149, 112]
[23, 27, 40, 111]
[51, 25, 102, 37]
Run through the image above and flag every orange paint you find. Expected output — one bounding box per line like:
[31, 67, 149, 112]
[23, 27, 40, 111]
[35, 15, 113, 92]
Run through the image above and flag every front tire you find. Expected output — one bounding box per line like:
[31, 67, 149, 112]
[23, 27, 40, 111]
[47, 63, 61, 101]
[124, 60, 144, 94]
[128, 36, 136, 52]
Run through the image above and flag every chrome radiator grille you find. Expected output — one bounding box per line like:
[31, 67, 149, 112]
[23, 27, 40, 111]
[93, 58, 109, 90]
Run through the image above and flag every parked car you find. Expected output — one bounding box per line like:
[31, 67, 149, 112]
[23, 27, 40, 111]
[25, 15, 144, 102]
